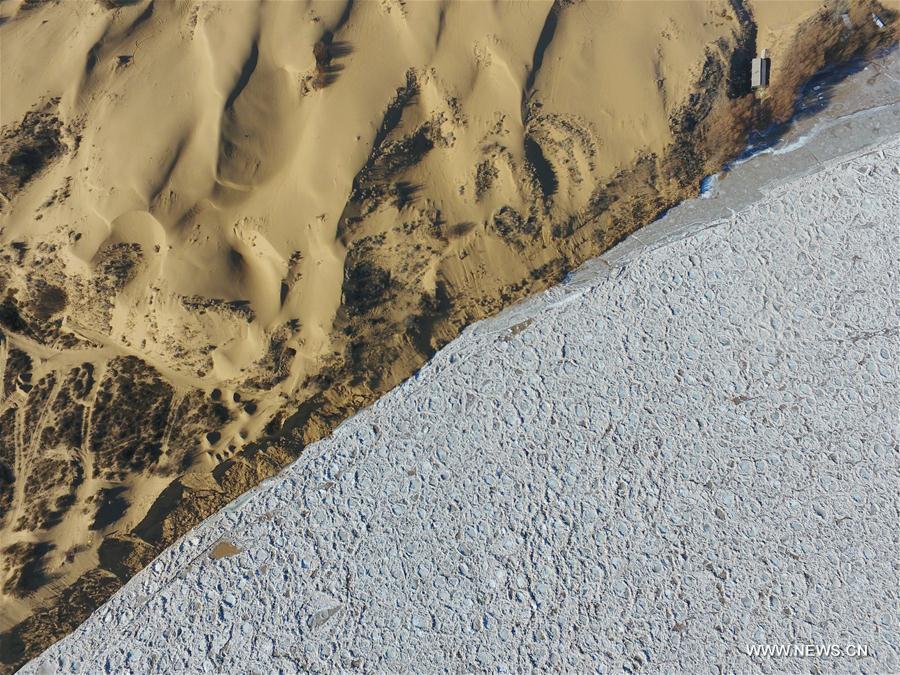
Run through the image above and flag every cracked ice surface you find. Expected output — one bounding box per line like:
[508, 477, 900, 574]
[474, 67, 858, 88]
[27, 138, 900, 673]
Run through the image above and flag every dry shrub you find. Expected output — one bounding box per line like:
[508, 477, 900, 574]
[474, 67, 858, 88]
[700, 94, 756, 173]
[769, 0, 898, 122]
[0, 104, 67, 198]
[31, 281, 67, 321]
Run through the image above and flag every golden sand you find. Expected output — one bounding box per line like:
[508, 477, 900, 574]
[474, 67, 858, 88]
[0, 0, 895, 667]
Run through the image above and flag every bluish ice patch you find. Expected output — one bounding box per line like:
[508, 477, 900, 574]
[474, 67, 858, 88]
[699, 173, 720, 198]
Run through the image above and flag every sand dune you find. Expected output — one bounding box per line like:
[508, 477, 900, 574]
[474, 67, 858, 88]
[23, 120, 900, 675]
[0, 0, 896, 666]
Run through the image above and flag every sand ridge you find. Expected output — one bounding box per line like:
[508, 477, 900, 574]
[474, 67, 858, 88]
[0, 0, 896, 667]
[23, 128, 900, 675]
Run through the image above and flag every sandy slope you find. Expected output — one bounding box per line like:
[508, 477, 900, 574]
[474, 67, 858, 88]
[23, 126, 900, 675]
[0, 0, 896, 667]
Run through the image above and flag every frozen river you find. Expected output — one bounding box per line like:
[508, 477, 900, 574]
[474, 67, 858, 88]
[25, 50, 900, 675]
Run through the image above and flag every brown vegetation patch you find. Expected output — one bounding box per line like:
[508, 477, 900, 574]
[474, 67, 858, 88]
[209, 540, 243, 560]
[0, 101, 67, 199]
[90, 356, 173, 479]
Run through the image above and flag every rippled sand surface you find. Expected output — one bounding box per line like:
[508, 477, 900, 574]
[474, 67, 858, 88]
[0, 0, 896, 667]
